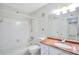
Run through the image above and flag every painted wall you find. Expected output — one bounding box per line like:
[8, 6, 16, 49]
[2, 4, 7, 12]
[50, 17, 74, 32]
[0, 4, 31, 54]
[48, 10, 79, 43]
[30, 4, 53, 39]
[30, 4, 68, 39]
[30, 4, 79, 40]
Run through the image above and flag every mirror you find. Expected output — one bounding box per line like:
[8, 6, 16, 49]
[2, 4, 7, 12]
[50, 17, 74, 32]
[48, 14, 79, 41]
[67, 16, 78, 40]
[77, 18, 79, 40]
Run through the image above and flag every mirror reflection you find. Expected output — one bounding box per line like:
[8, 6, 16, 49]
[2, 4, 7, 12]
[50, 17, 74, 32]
[67, 16, 78, 40]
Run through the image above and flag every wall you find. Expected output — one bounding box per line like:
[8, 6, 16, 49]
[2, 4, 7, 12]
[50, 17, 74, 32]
[47, 8, 79, 39]
[30, 4, 54, 39]
[30, 4, 79, 40]
[0, 4, 31, 54]
[30, 4, 68, 39]
[48, 15, 67, 37]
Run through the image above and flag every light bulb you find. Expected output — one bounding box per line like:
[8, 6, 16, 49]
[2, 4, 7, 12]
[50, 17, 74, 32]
[69, 8, 76, 12]
[52, 9, 61, 15]
[61, 6, 68, 14]
[16, 22, 21, 25]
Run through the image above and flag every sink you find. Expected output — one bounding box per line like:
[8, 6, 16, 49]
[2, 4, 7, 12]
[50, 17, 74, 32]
[54, 43, 72, 49]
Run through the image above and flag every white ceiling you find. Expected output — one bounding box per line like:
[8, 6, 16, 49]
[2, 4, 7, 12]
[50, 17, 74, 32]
[2, 3, 47, 14]
[0, 3, 71, 15]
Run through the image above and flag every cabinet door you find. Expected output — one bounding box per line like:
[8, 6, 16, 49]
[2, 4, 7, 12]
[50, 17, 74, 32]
[58, 50, 74, 55]
[48, 46, 62, 55]
[40, 44, 49, 55]
[48, 46, 74, 55]
[40, 44, 74, 55]
[48, 46, 55, 55]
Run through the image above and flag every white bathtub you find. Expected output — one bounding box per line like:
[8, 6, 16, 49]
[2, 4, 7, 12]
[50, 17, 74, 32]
[4, 48, 30, 55]
[4, 45, 40, 55]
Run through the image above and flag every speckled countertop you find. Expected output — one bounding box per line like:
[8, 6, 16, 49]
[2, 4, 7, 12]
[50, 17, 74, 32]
[40, 36, 79, 55]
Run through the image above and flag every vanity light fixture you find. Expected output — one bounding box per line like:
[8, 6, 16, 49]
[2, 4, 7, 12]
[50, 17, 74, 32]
[67, 3, 77, 12]
[61, 6, 68, 14]
[52, 9, 61, 15]
[51, 3, 79, 15]
[69, 7, 76, 12]
[16, 21, 21, 25]
[52, 7, 67, 15]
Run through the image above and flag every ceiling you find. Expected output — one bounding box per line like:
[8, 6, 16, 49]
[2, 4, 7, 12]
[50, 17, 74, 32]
[0, 3, 71, 15]
[45, 3, 71, 15]
[2, 3, 47, 14]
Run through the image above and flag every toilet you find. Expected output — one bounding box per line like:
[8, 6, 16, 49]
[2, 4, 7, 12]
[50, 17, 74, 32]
[28, 45, 41, 55]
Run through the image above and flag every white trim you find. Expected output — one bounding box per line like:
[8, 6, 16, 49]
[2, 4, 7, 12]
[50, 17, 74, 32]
[0, 9, 36, 19]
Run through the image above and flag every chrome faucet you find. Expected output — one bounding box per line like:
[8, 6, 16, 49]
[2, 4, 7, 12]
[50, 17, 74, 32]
[61, 38, 66, 43]
[60, 33, 66, 43]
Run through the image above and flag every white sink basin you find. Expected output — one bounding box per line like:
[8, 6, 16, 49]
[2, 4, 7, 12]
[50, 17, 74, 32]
[54, 43, 72, 49]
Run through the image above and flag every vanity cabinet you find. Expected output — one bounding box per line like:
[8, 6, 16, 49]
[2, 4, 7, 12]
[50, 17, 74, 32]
[40, 43, 49, 55]
[40, 43, 74, 55]
[48, 45, 74, 55]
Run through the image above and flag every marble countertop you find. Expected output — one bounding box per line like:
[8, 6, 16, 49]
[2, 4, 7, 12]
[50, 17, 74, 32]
[40, 36, 79, 55]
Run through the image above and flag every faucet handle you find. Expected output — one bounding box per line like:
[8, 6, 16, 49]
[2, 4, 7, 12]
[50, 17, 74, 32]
[60, 33, 63, 35]
[61, 39, 66, 43]
[60, 33, 66, 42]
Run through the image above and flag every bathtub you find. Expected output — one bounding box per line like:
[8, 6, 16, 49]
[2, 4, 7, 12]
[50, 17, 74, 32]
[4, 45, 41, 55]
[4, 48, 30, 55]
